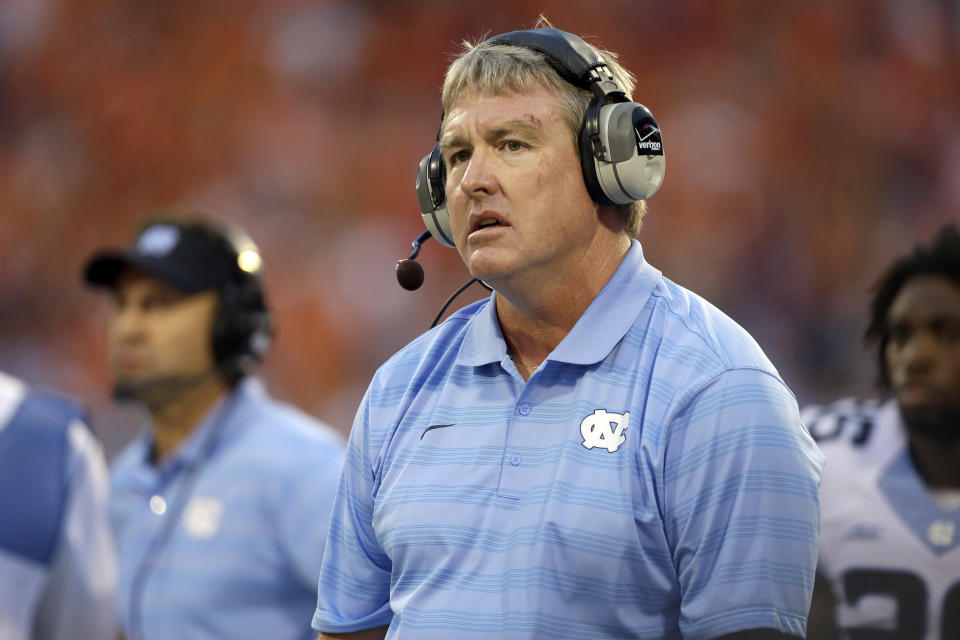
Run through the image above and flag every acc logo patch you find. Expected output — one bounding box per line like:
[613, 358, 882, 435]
[580, 409, 629, 453]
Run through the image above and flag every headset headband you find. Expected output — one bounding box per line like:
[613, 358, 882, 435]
[487, 28, 626, 102]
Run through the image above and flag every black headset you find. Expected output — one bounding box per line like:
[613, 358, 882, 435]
[414, 27, 665, 248]
[207, 224, 271, 378]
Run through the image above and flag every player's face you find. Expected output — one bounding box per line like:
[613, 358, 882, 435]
[439, 84, 599, 287]
[107, 269, 219, 399]
[885, 275, 960, 442]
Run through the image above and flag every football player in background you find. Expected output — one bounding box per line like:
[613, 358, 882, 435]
[0, 369, 116, 640]
[805, 223, 960, 639]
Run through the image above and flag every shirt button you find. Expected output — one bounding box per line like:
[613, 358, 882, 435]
[517, 403, 531, 416]
[510, 454, 523, 466]
[149, 495, 167, 516]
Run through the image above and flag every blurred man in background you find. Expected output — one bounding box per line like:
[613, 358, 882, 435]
[805, 223, 960, 640]
[83, 215, 345, 640]
[312, 21, 823, 640]
[0, 369, 115, 639]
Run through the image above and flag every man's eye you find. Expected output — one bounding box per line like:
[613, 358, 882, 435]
[887, 324, 910, 346]
[504, 140, 525, 152]
[934, 320, 960, 343]
[142, 296, 175, 311]
[448, 150, 470, 165]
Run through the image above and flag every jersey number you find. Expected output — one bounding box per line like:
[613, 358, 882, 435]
[809, 413, 874, 446]
[844, 569, 960, 639]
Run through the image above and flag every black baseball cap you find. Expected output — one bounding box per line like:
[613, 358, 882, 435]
[83, 219, 262, 293]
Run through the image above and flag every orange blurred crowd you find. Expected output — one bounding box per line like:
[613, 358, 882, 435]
[0, 0, 956, 454]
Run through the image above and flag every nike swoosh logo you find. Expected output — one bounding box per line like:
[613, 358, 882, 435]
[421, 423, 456, 439]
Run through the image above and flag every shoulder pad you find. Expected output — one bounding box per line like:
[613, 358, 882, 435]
[801, 397, 883, 447]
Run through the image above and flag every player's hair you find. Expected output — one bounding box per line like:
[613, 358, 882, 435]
[440, 16, 648, 236]
[865, 223, 960, 388]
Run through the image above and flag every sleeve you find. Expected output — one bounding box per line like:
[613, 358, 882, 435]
[660, 368, 824, 640]
[275, 430, 347, 591]
[312, 386, 394, 634]
[33, 419, 117, 640]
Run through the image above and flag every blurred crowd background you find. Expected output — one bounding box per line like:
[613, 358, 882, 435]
[0, 0, 956, 457]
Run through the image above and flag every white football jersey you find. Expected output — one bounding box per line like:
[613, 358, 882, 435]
[803, 398, 960, 639]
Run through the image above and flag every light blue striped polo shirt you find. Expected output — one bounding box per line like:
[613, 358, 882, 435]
[313, 241, 824, 639]
[111, 377, 345, 640]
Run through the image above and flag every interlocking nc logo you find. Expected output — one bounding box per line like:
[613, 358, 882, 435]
[182, 496, 224, 540]
[928, 520, 956, 547]
[580, 409, 629, 452]
[136, 224, 180, 257]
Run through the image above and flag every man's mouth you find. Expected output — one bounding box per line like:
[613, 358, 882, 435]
[468, 214, 508, 237]
[113, 352, 147, 374]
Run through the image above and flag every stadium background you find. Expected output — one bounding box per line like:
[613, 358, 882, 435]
[0, 0, 956, 456]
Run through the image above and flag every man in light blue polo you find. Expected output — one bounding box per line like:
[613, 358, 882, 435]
[83, 216, 345, 640]
[313, 21, 824, 640]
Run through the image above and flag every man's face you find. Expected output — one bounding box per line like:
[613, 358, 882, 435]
[439, 84, 599, 287]
[885, 275, 960, 443]
[108, 269, 219, 404]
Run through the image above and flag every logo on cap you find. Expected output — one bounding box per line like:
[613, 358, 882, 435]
[136, 225, 180, 257]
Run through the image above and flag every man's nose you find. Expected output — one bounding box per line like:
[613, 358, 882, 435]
[459, 149, 498, 198]
[899, 330, 938, 374]
[110, 304, 145, 341]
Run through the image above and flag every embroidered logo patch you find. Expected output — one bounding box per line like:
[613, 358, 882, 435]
[421, 423, 456, 440]
[928, 520, 956, 547]
[580, 409, 629, 452]
[136, 224, 180, 256]
[182, 496, 224, 539]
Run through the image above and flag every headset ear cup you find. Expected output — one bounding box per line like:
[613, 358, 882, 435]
[587, 102, 665, 205]
[416, 146, 455, 247]
[212, 278, 271, 377]
[579, 98, 617, 206]
[212, 288, 238, 373]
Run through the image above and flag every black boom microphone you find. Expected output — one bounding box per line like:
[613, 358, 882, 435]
[394, 229, 493, 329]
[395, 230, 431, 291]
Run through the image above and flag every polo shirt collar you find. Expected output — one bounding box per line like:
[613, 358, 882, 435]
[129, 377, 263, 475]
[458, 240, 661, 367]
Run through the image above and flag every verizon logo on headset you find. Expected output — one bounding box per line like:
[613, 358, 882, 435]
[636, 126, 663, 155]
